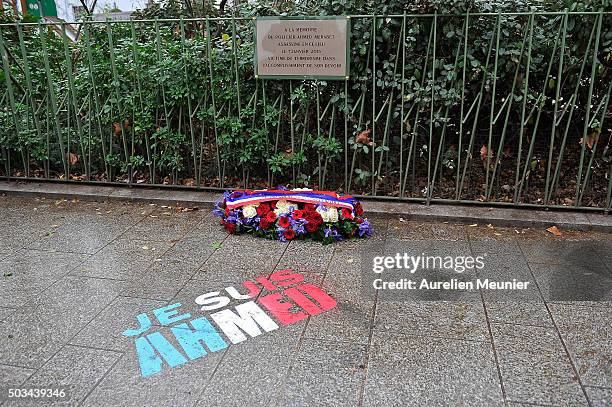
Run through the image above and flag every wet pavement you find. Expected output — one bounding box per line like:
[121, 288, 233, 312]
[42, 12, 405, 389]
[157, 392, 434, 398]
[0, 196, 610, 406]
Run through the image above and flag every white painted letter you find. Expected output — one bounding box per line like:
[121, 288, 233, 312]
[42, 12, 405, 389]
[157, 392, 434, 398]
[210, 301, 279, 344]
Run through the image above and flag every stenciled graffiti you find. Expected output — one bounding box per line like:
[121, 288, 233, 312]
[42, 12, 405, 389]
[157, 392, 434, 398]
[123, 269, 337, 377]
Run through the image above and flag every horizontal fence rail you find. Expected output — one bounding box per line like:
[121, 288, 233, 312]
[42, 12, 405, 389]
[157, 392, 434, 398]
[0, 12, 611, 210]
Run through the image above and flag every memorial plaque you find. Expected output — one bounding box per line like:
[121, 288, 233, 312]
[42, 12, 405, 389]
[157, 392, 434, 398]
[255, 17, 350, 80]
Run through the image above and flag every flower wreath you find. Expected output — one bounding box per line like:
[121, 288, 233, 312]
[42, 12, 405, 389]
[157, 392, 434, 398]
[212, 188, 372, 244]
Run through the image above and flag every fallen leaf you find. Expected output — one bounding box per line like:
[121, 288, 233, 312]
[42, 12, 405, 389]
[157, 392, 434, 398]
[347, 258, 354, 263]
[142, 246, 149, 250]
[211, 241, 222, 249]
[3, 271, 12, 277]
[480, 145, 488, 161]
[546, 226, 562, 237]
[68, 153, 79, 166]
[113, 122, 122, 137]
[355, 129, 371, 145]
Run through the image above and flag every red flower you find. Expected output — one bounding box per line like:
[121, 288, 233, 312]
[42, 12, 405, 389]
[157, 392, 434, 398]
[304, 203, 316, 213]
[341, 208, 354, 220]
[354, 202, 364, 216]
[259, 218, 271, 230]
[306, 212, 323, 226]
[271, 201, 277, 209]
[305, 222, 319, 233]
[292, 209, 305, 220]
[224, 207, 230, 216]
[284, 229, 296, 240]
[356, 217, 364, 224]
[278, 216, 291, 228]
[256, 203, 271, 216]
[225, 222, 236, 234]
[265, 211, 277, 222]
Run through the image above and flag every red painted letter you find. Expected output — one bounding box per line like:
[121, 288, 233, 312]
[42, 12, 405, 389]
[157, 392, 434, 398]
[258, 292, 308, 326]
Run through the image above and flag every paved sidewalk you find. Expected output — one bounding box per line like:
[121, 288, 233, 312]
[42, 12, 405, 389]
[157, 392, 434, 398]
[0, 195, 610, 406]
[1, 181, 610, 232]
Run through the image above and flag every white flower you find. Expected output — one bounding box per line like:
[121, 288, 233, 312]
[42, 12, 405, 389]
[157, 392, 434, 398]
[274, 201, 297, 216]
[316, 206, 339, 223]
[242, 205, 257, 218]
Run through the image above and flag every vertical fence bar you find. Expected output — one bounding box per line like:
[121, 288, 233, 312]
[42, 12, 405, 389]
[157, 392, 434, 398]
[231, 13, 241, 118]
[455, 11, 469, 199]
[130, 21, 152, 182]
[575, 10, 602, 206]
[0, 29, 20, 178]
[543, 10, 568, 205]
[83, 23, 109, 179]
[16, 23, 44, 178]
[38, 21, 68, 177]
[289, 80, 296, 187]
[370, 15, 377, 194]
[484, 12, 501, 201]
[205, 17, 222, 188]
[399, 13, 407, 197]
[179, 18, 198, 186]
[62, 23, 86, 180]
[107, 21, 130, 184]
[426, 12, 437, 205]
[513, 12, 534, 203]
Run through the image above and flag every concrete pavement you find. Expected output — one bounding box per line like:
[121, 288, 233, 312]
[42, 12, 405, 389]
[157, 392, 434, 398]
[0, 195, 610, 406]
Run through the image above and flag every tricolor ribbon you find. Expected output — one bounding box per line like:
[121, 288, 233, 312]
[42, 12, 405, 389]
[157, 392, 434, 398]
[224, 189, 356, 211]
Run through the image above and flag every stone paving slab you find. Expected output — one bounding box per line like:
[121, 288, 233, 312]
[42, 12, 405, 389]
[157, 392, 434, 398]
[0, 195, 610, 406]
[6, 345, 122, 407]
[491, 323, 588, 406]
[276, 338, 367, 407]
[363, 332, 504, 406]
[548, 304, 612, 389]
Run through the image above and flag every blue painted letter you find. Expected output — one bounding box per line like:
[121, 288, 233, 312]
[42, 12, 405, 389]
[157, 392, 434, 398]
[171, 317, 228, 360]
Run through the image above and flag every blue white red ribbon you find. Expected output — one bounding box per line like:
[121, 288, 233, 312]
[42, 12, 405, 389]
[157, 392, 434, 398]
[224, 189, 356, 211]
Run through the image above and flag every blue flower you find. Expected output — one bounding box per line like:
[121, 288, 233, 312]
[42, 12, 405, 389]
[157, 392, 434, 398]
[212, 204, 224, 217]
[358, 219, 372, 237]
[324, 227, 332, 238]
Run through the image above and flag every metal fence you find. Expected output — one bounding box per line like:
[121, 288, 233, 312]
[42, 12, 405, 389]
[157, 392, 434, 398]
[0, 12, 611, 211]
